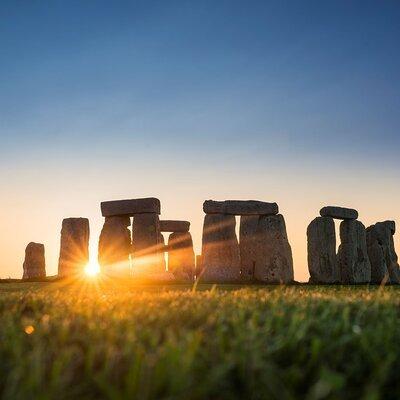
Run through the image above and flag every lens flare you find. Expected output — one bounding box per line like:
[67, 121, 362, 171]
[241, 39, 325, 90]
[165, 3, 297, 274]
[84, 260, 100, 277]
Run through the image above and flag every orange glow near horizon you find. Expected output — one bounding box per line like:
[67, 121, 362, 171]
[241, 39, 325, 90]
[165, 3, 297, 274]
[84, 260, 100, 277]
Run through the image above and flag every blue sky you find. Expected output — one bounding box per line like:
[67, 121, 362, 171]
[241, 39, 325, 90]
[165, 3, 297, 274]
[0, 1, 399, 278]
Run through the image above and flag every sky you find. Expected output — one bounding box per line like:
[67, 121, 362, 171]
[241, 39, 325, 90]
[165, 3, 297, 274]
[0, 0, 399, 281]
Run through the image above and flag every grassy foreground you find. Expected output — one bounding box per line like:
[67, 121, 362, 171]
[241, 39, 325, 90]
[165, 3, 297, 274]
[0, 280, 400, 399]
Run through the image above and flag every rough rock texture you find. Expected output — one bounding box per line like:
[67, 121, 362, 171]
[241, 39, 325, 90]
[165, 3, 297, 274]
[58, 218, 90, 277]
[254, 214, 294, 283]
[367, 221, 400, 284]
[320, 206, 358, 220]
[168, 232, 195, 281]
[239, 215, 260, 281]
[98, 216, 131, 276]
[195, 255, 203, 278]
[203, 200, 278, 216]
[131, 213, 164, 275]
[337, 220, 371, 283]
[23, 242, 46, 279]
[160, 220, 190, 232]
[307, 217, 339, 283]
[101, 197, 161, 217]
[201, 214, 241, 282]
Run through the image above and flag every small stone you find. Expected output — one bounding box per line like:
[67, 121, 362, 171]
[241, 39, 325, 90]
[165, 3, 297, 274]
[101, 197, 160, 217]
[337, 220, 371, 283]
[320, 206, 358, 220]
[58, 218, 90, 277]
[23, 242, 46, 279]
[160, 220, 190, 232]
[132, 213, 164, 275]
[307, 217, 339, 283]
[254, 214, 294, 283]
[168, 232, 195, 281]
[200, 214, 241, 282]
[203, 200, 278, 216]
[98, 216, 131, 277]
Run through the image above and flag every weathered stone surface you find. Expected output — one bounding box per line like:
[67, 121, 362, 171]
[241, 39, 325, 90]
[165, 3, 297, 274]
[203, 200, 278, 216]
[58, 218, 90, 277]
[168, 232, 195, 281]
[320, 206, 358, 220]
[307, 217, 339, 283]
[131, 213, 164, 275]
[254, 214, 294, 283]
[367, 221, 400, 284]
[160, 220, 190, 232]
[239, 215, 260, 281]
[101, 197, 161, 217]
[195, 255, 203, 278]
[337, 220, 371, 283]
[23, 242, 46, 279]
[201, 214, 241, 282]
[98, 216, 131, 276]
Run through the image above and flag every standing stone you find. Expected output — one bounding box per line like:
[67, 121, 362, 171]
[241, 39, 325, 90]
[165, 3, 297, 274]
[201, 214, 240, 282]
[337, 220, 371, 284]
[367, 221, 400, 284]
[254, 214, 294, 283]
[168, 232, 195, 281]
[239, 215, 260, 281]
[307, 217, 339, 283]
[58, 218, 90, 277]
[158, 233, 167, 272]
[132, 213, 164, 276]
[23, 242, 46, 279]
[98, 216, 131, 276]
[195, 255, 203, 278]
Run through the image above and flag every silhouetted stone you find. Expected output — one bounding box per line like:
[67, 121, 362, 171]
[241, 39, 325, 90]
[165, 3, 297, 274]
[320, 206, 358, 220]
[307, 217, 339, 283]
[203, 200, 278, 216]
[98, 216, 131, 276]
[168, 232, 195, 281]
[254, 214, 294, 283]
[239, 215, 260, 281]
[23, 242, 46, 279]
[367, 221, 400, 284]
[160, 220, 190, 232]
[195, 255, 203, 278]
[337, 220, 371, 283]
[132, 213, 164, 275]
[58, 218, 90, 277]
[201, 214, 240, 282]
[101, 197, 160, 217]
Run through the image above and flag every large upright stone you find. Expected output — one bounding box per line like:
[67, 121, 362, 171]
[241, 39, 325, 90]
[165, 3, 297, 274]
[168, 232, 195, 281]
[98, 216, 131, 276]
[158, 233, 167, 272]
[254, 214, 294, 283]
[203, 200, 278, 216]
[367, 221, 400, 284]
[101, 197, 160, 217]
[131, 213, 164, 275]
[337, 220, 371, 283]
[58, 218, 90, 277]
[239, 215, 260, 281]
[160, 220, 190, 232]
[23, 242, 46, 279]
[201, 214, 240, 282]
[320, 206, 358, 220]
[307, 217, 339, 283]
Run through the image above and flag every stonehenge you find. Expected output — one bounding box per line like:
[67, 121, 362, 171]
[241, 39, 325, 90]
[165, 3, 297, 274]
[160, 220, 190, 233]
[308, 206, 371, 284]
[367, 221, 400, 284]
[101, 197, 160, 217]
[58, 218, 90, 277]
[201, 200, 293, 283]
[23, 242, 46, 279]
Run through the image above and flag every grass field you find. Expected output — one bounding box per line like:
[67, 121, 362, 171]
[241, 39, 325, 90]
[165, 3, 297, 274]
[0, 280, 399, 399]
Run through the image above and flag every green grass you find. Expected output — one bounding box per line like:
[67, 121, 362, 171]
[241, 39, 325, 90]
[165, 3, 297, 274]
[0, 281, 400, 399]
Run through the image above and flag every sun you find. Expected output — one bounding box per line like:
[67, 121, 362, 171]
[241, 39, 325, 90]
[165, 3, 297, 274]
[84, 260, 100, 277]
